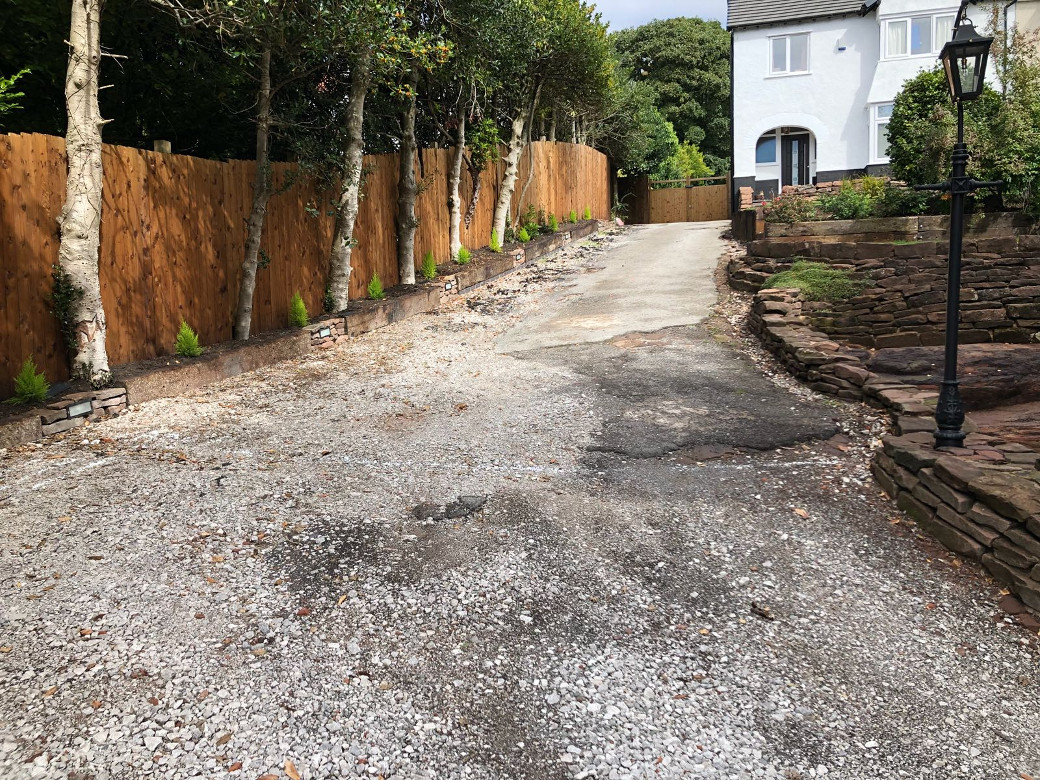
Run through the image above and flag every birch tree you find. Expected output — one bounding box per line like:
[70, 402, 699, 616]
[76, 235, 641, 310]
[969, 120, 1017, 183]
[58, 0, 111, 386]
[154, 0, 330, 340]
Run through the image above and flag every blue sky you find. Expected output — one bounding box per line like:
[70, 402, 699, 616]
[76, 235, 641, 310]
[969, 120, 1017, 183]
[593, 0, 727, 31]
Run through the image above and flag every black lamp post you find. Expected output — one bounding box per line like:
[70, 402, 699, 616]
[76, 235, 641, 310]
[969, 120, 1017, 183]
[915, 10, 1000, 449]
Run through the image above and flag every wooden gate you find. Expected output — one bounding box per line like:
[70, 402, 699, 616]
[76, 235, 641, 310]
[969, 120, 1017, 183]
[648, 175, 731, 223]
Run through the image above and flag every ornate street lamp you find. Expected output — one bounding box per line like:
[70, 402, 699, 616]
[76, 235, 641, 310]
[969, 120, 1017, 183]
[915, 9, 1000, 449]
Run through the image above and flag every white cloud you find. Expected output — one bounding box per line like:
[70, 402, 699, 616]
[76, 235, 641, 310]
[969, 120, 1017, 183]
[592, 0, 727, 31]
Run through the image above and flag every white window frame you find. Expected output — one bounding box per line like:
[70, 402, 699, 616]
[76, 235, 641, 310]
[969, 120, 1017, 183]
[768, 33, 811, 76]
[871, 103, 894, 164]
[884, 14, 957, 60]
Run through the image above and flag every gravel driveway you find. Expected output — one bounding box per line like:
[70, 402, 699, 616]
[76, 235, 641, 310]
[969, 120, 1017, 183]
[1, 224, 1038, 780]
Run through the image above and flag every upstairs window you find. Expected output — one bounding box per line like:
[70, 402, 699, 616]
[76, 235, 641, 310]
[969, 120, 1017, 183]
[770, 33, 810, 75]
[885, 14, 956, 58]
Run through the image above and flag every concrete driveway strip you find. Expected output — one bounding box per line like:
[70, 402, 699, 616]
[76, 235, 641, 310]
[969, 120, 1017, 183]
[496, 221, 727, 352]
[1, 224, 1038, 780]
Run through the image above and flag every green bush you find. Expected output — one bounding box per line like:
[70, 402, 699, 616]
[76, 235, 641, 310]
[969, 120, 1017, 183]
[874, 186, 931, 217]
[489, 229, 502, 253]
[818, 182, 874, 221]
[457, 246, 471, 264]
[288, 291, 308, 328]
[420, 251, 437, 280]
[4, 357, 48, 405]
[368, 273, 386, 300]
[765, 260, 867, 302]
[548, 214, 559, 232]
[568, 209, 577, 223]
[583, 206, 592, 220]
[176, 321, 203, 358]
[763, 193, 817, 224]
[517, 227, 531, 242]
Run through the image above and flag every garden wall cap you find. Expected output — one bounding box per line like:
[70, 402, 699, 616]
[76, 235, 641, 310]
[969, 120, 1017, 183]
[728, 0, 867, 29]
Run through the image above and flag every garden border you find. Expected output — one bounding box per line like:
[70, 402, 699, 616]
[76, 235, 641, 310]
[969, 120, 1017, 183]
[0, 221, 604, 450]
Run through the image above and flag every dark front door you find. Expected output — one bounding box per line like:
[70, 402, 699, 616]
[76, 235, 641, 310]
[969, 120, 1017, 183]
[781, 133, 811, 187]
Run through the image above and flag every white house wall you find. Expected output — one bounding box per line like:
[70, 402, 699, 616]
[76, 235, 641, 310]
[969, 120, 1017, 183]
[732, 1, 1010, 200]
[733, 16, 879, 184]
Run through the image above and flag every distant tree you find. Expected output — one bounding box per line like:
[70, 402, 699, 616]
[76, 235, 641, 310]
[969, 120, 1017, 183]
[611, 17, 731, 172]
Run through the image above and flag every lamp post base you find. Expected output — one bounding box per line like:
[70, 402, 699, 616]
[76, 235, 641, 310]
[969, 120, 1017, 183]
[934, 379, 966, 449]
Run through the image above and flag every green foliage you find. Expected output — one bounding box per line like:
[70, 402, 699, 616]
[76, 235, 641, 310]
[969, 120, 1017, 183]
[489, 229, 502, 253]
[323, 283, 335, 314]
[817, 181, 874, 221]
[175, 321, 204, 358]
[420, 250, 438, 280]
[873, 186, 931, 217]
[0, 68, 28, 120]
[368, 273, 386, 300]
[457, 246, 472, 264]
[50, 264, 85, 365]
[568, 209, 578, 223]
[763, 193, 818, 224]
[467, 117, 501, 173]
[611, 17, 732, 172]
[517, 226, 531, 242]
[611, 195, 629, 221]
[583, 205, 591, 220]
[4, 357, 48, 405]
[548, 213, 558, 232]
[288, 291, 308, 328]
[765, 261, 867, 302]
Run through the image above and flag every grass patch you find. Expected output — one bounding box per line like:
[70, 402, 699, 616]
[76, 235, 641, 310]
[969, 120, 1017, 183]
[765, 260, 867, 302]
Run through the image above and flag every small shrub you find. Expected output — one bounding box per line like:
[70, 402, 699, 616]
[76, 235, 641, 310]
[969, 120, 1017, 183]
[763, 193, 818, 223]
[323, 283, 335, 314]
[517, 227, 531, 242]
[568, 209, 577, 223]
[583, 206, 591, 220]
[288, 291, 309, 328]
[368, 273, 386, 300]
[490, 229, 502, 253]
[4, 357, 49, 405]
[818, 181, 874, 221]
[457, 246, 471, 264]
[874, 185, 931, 217]
[175, 320, 203, 358]
[859, 175, 887, 199]
[548, 214, 559, 232]
[420, 251, 438, 280]
[765, 260, 867, 302]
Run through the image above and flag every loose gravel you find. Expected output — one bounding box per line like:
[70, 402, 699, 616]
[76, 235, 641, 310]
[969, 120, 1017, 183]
[1, 227, 1039, 780]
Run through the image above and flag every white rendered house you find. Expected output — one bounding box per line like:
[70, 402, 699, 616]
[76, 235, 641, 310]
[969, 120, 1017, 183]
[728, 0, 1012, 202]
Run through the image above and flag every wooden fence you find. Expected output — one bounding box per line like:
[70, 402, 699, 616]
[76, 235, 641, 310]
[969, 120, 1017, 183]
[0, 134, 609, 393]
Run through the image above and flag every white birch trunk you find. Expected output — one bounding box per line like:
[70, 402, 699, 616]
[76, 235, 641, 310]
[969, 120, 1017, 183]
[447, 103, 466, 260]
[233, 45, 273, 341]
[491, 113, 527, 247]
[58, 0, 110, 386]
[327, 49, 371, 311]
[395, 71, 419, 286]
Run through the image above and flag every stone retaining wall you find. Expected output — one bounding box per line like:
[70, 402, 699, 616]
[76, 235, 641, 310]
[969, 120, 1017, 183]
[873, 437, 1040, 614]
[731, 236, 1040, 348]
[740, 253, 1040, 619]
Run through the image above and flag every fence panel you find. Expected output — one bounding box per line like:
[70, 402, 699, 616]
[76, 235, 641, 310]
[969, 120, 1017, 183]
[0, 135, 609, 394]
